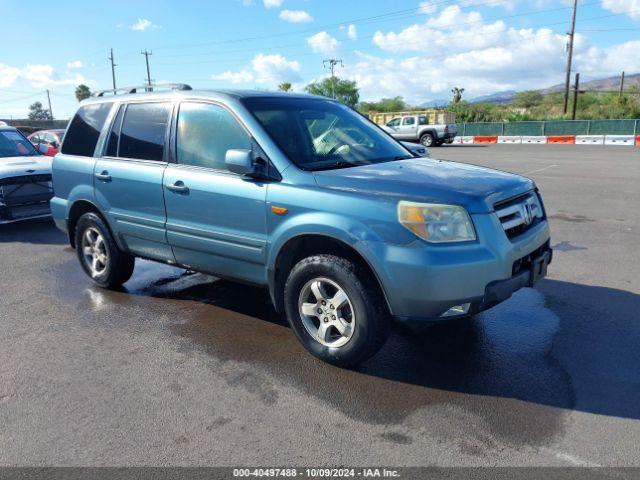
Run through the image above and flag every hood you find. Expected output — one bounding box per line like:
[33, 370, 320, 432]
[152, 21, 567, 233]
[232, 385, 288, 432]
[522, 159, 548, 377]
[0, 155, 52, 178]
[312, 158, 534, 214]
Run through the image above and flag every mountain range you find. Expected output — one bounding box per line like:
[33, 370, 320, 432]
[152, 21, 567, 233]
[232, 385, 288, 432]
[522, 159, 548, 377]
[419, 73, 640, 107]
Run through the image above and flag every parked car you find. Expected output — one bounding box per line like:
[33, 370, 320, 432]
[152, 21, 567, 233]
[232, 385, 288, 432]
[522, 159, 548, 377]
[51, 86, 551, 366]
[400, 141, 429, 157]
[0, 125, 54, 223]
[382, 114, 457, 147]
[28, 129, 65, 157]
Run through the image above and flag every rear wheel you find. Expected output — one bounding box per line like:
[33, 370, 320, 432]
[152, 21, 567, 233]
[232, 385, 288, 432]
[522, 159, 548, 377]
[75, 212, 135, 288]
[284, 254, 389, 367]
[420, 132, 434, 147]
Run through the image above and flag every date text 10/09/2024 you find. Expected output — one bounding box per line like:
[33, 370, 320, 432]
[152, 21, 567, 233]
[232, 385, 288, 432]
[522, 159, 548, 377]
[232, 468, 401, 478]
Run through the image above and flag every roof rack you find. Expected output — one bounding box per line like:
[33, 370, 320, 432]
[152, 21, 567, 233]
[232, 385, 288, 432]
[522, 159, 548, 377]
[92, 83, 192, 97]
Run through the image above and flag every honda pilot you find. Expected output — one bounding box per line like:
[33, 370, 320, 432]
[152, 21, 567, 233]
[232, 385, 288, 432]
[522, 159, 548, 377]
[51, 84, 551, 366]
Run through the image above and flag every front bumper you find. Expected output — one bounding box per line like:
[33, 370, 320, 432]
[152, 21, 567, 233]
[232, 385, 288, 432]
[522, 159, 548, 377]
[0, 202, 51, 224]
[360, 213, 551, 322]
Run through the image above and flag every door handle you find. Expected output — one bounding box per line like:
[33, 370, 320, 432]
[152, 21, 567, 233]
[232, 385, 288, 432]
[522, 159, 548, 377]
[165, 181, 189, 194]
[95, 171, 111, 182]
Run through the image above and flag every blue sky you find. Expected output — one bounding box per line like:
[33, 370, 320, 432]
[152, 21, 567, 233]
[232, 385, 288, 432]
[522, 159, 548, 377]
[1, 0, 639, 118]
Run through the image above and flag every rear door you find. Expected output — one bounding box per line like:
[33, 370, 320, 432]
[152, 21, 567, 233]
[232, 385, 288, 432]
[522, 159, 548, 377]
[163, 101, 268, 284]
[94, 101, 174, 261]
[397, 116, 416, 140]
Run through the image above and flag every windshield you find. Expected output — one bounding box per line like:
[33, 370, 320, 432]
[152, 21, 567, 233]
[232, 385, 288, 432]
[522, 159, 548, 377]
[0, 130, 39, 158]
[242, 97, 411, 171]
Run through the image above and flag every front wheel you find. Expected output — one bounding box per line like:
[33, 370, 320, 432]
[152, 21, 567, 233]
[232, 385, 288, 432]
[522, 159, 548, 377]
[284, 254, 389, 367]
[420, 132, 434, 147]
[75, 212, 135, 288]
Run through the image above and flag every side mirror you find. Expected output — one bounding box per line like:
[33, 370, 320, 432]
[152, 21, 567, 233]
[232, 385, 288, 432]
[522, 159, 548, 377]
[37, 143, 49, 154]
[225, 149, 258, 177]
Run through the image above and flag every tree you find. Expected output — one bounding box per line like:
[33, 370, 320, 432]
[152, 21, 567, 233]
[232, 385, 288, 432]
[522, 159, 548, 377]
[358, 96, 407, 113]
[451, 87, 465, 104]
[28, 101, 52, 120]
[278, 82, 292, 92]
[513, 90, 543, 108]
[305, 77, 360, 108]
[75, 84, 91, 102]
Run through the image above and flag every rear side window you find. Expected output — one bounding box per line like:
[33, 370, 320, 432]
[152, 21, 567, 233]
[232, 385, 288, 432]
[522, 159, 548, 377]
[402, 117, 415, 126]
[118, 103, 171, 161]
[61, 103, 112, 156]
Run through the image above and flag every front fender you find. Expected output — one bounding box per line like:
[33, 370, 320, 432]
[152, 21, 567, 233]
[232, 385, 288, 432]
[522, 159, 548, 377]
[267, 211, 384, 273]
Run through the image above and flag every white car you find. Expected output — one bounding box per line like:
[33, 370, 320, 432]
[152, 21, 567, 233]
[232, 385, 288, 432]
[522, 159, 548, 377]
[0, 126, 54, 224]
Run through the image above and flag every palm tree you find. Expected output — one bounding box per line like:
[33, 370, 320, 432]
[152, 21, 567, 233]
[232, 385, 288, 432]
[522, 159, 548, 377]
[451, 87, 465, 104]
[75, 84, 91, 102]
[278, 82, 292, 92]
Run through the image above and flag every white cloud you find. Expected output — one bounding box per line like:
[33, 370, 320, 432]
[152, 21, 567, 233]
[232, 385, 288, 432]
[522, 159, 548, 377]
[211, 69, 254, 84]
[212, 53, 301, 86]
[459, 0, 518, 8]
[22, 64, 88, 88]
[252, 54, 301, 83]
[418, 1, 438, 14]
[66, 60, 83, 69]
[307, 31, 340, 55]
[131, 18, 160, 31]
[263, 0, 283, 7]
[373, 6, 507, 53]
[601, 0, 640, 20]
[344, 13, 640, 105]
[347, 24, 357, 40]
[279, 10, 313, 23]
[0, 64, 21, 87]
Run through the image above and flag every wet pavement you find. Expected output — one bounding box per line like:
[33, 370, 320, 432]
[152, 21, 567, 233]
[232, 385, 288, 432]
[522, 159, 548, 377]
[0, 145, 639, 466]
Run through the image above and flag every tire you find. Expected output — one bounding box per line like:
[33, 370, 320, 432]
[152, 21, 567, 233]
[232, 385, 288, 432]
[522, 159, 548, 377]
[434, 140, 444, 147]
[74, 212, 135, 288]
[284, 254, 389, 367]
[420, 132, 434, 147]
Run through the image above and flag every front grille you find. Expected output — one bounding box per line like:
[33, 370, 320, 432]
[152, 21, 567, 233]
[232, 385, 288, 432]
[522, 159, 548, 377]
[0, 173, 52, 186]
[494, 192, 544, 239]
[0, 174, 53, 207]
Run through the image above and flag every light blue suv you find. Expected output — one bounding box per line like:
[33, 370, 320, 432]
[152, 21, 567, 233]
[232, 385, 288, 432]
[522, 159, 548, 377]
[51, 85, 551, 366]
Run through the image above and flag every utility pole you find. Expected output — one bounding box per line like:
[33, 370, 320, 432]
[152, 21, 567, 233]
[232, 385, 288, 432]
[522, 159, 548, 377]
[323, 58, 343, 99]
[46, 89, 53, 120]
[141, 49, 153, 90]
[619, 71, 625, 98]
[108, 48, 117, 90]
[571, 72, 580, 120]
[563, 0, 578, 114]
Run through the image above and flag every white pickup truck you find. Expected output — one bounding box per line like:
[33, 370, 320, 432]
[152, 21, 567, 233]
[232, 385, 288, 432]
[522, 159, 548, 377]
[381, 114, 457, 147]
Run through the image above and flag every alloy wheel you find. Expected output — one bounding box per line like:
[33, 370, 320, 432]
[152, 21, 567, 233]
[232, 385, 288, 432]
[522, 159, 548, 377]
[298, 277, 356, 348]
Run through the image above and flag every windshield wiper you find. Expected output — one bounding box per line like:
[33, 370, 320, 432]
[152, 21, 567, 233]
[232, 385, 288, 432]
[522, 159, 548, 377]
[310, 160, 368, 172]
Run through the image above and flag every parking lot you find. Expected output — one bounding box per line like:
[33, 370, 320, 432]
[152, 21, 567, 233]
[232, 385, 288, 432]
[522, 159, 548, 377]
[1, 144, 639, 467]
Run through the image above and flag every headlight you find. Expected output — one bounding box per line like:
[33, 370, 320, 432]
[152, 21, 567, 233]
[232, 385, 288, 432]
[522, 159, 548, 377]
[397, 201, 476, 243]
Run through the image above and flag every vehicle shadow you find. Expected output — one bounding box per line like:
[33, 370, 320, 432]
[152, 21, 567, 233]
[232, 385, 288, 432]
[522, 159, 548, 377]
[112, 266, 640, 423]
[0, 217, 66, 245]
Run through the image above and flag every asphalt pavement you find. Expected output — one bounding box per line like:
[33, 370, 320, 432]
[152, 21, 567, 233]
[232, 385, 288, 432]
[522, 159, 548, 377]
[0, 144, 639, 466]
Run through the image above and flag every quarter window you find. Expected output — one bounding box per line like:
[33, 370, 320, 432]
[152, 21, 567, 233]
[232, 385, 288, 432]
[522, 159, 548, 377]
[176, 102, 251, 171]
[118, 103, 171, 161]
[61, 103, 113, 156]
[105, 105, 125, 157]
